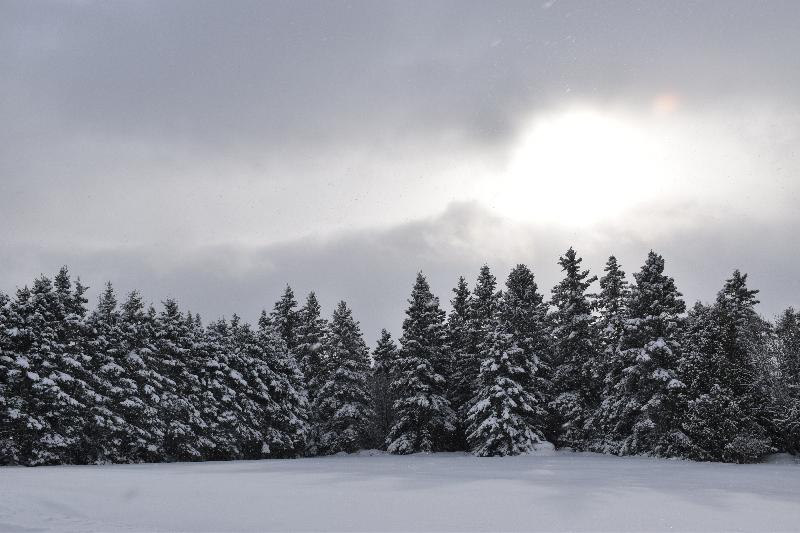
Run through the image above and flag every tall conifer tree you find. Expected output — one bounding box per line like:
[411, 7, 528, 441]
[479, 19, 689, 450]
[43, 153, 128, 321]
[466, 264, 547, 456]
[599, 251, 687, 456]
[387, 273, 455, 454]
[313, 301, 373, 454]
[548, 248, 598, 449]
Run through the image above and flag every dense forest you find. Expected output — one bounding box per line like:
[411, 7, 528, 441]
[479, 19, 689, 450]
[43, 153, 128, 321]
[1, 249, 798, 466]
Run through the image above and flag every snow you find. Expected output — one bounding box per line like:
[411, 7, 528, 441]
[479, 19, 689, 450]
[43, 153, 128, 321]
[1, 452, 798, 532]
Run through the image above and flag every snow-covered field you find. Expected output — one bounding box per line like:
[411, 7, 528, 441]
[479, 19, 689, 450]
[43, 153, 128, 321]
[1, 451, 799, 533]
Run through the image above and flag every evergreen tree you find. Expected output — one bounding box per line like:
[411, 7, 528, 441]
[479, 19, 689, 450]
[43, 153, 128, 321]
[118, 291, 164, 462]
[3, 273, 90, 465]
[256, 318, 309, 457]
[446, 276, 472, 449]
[501, 264, 549, 435]
[773, 308, 800, 453]
[679, 271, 773, 462]
[387, 273, 455, 454]
[153, 299, 205, 461]
[589, 256, 629, 450]
[370, 329, 399, 448]
[466, 265, 547, 456]
[203, 318, 247, 459]
[548, 248, 598, 449]
[452, 266, 500, 443]
[0, 290, 25, 464]
[84, 282, 138, 463]
[295, 292, 328, 407]
[270, 285, 299, 351]
[598, 251, 687, 457]
[313, 301, 373, 454]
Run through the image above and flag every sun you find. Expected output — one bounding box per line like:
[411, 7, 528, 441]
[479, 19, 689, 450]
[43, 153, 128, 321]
[487, 106, 669, 227]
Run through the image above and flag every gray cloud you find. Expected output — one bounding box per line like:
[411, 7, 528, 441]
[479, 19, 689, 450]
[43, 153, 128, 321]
[1, 1, 799, 344]
[2, 202, 797, 347]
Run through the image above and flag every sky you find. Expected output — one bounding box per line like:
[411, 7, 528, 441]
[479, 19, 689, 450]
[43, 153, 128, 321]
[2, 0, 799, 344]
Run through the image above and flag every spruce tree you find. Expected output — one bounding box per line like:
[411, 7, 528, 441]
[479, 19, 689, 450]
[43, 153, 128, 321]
[0, 290, 25, 464]
[84, 282, 138, 463]
[466, 265, 547, 456]
[118, 291, 164, 462]
[5, 274, 88, 465]
[599, 251, 687, 457]
[548, 248, 598, 449]
[773, 308, 800, 453]
[589, 256, 629, 451]
[256, 318, 309, 457]
[313, 301, 373, 454]
[370, 329, 399, 448]
[679, 271, 773, 462]
[203, 318, 247, 459]
[501, 265, 549, 434]
[154, 299, 204, 461]
[387, 273, 455, 454]
[452, 266, 500, 443]
[270, 285, 299, 351]
[446, 276, 472, 449]
[295, 292, 328, 407]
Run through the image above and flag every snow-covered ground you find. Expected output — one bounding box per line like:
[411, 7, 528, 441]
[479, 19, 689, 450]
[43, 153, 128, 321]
[1, 451, 799, 532]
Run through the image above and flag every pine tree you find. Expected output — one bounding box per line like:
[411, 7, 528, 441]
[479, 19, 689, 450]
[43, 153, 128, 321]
[773, 308, 800, 453]
[599, 251, 687, 457]
[0, 289, 24, 464]
[370, 329, 399, 448]
[228, 320, 276, 458]
[501, 264, 549, 435]
[548, 248, 598, 449]
[4, 273, 90, 465]
[589, 256, 629, 451]
[295, 292, 328, 407]
[84, 282, 139, 463]
[446, 276, 472, 449]
[679, 271, 773, 462]
[313, 301, 373, 454]
[270, 285, 299, 351]
[203, 318, 247, 459]
[256, 318, 309, 457]
[452, 266, 500, 443]
[466, 265, 547, 456]
[118, 291, 164, 462]
[387, 273, 455, 454]
[153, 299, 205, 461]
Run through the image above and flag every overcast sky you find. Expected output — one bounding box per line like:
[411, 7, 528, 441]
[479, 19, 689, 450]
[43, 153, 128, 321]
[2, 0, 799, 344]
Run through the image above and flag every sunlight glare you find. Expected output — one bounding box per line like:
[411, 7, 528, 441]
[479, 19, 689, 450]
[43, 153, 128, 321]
[489, 107, 672, 227]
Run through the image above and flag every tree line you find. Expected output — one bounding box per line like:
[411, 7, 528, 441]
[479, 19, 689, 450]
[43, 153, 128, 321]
[1, 249, 798, 466]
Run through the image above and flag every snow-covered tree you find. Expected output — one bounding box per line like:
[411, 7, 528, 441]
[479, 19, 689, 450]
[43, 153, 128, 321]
[466, 264, 547, 456]
[452, 266, 500, 442]
[256, 318, 309, 457]
[270, 285, 300, 351]
[588, 256, 629, 450]
[84, 282, 139, 463]
[117, 291, 164, 462]
[548, 248, 598, 449]
[446, 276, 472, 449]
[679, 271, 773, 462]
[598, 251, 687, 457]
[154, 299, 206, 461]
[370, 329, 399, 447]
[387, 273, 455, 454]
[295, 292, 328, 406]
[313, 301, 372, 454]
[0, 289, 24, 464]
[773, 308, 800, 453]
